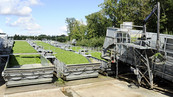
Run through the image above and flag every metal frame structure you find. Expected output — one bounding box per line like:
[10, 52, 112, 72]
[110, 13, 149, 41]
[101, 2, 163, 89]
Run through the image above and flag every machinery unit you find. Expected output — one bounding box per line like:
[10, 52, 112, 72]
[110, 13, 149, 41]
[102, 2, 173, 88]
[0, 33, 13, 54]
[0, 33, 14, 84]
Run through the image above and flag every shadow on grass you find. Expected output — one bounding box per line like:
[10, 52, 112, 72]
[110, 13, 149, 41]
[0, 56, 10, 86]
[8, 55, 19, 68]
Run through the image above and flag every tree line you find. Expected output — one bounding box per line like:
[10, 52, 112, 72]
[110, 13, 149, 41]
[13, 34, 67, 42]
[66, 0, 173, 47]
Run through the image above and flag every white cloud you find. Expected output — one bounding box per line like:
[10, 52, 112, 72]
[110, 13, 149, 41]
[30, 0, 40, 5]
[0, 0, 41, 35]
[18, 6, 32, 16]
[0, 29, 5, 33]
[10, 17, 41, 31]
[57, 26, 67, 35]
[5, 17, 11, 24]
[27, 31, 41, 36]
[0, 0, 40, 16]
[59, 26, 67, 32]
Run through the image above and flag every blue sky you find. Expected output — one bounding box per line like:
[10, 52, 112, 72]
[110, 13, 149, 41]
[0, 0, 104, 36]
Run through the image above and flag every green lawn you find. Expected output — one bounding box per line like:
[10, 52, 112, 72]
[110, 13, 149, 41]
[71, 47, 82, 52]
[34, 41, 89, 65]
[67, 46, 107, 61]
[90, 51, 107, 61]
[13, 41, 37, 53]
[9, 54, 41, 67]
[69, 46, 106, 61]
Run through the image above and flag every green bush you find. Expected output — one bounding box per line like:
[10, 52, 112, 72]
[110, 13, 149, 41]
[76, 37, 105, 47]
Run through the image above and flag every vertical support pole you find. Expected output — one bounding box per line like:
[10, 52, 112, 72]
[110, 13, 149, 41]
[116, 59, 118, 78]
[145, 50, 153, 89]
[143, 24, 147, 40]
[0, 56, 1, 65]
[156, 2, 160, 51]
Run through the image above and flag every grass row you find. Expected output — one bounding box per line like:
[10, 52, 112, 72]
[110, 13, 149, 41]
[9, 55, 41, 67]
[12, 41, 37, 53]
[34, 41, 89, 65]
[90, 52, 107, 61]
[71, 47, 82, 52]
[10, 41, 40, 67]
[70, 46, 106, 61]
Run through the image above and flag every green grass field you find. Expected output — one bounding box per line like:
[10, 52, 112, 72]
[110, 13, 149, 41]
[71, 47, 82, 52]
[67, 46, 107, 61]
[13, 41, 37, 53]
[90, 51, 107, 61]
[35, 41, 89, 64]
[9, 54, 41, 67]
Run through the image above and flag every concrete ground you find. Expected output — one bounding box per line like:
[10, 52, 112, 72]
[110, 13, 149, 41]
[4, 88, 66, 97]
[67, 80, 167, 97]
[0, 75, 172, 97]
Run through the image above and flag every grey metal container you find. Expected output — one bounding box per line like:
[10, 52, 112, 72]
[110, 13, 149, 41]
[2, 55, 54, 87]
[45, 41, 101, 80]
[54, 58, 100, 80]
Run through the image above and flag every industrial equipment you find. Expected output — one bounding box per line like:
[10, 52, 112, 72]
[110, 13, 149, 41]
[102, 2, 173, 89]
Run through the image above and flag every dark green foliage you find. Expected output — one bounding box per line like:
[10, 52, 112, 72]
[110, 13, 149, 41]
[101, 0, 173, 34]
[76, 37, 105, 47]
[13, 34, 68, 42]
[85, 11, 112, 38]
[66, 18, 87, 41]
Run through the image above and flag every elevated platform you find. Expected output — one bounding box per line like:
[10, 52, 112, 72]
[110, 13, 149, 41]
[123, 43, 151, 50]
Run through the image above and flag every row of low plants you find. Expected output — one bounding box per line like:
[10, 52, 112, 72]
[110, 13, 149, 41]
[12, 41, 37, 53]
[70, 46, 107, 61]
[9, 41, 40, 67]
[34, 41, 89, 65]
[9, 54, 41, 67]
[71, 46, 82, 52]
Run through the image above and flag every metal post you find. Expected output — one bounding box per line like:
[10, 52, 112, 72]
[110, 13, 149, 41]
[143, 24, 147, 40]
[0, 56, 1, 65]
[116, 59, 118, 78]
[156, 2, 160, 51]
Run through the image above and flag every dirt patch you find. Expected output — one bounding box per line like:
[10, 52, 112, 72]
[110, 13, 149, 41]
[62, 90, 73, 97]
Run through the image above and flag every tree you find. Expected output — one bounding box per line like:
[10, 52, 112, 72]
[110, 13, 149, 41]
[100, 0, 173, 34]
[65, 18, 76, 40]
[66, 18, 87, 41]
[99, 0, 118, 27]
[156, 0, 173, 33]
[85, 11, 112, 38]
[100, 0, 152, 26]
[71, 20, 87, 41]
